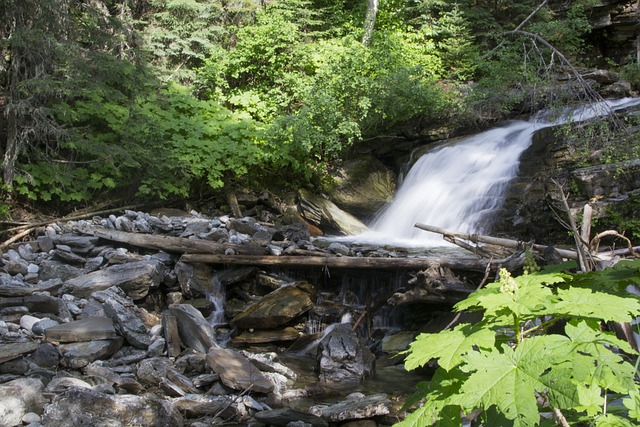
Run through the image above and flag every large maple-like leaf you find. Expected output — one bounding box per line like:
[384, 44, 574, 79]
[403, 323, 495, 371]
[552, 287, 640, 323]
[455, 271, 566, 319]
[455, 335, 573, 427]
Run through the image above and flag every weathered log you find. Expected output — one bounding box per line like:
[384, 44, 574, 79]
[180, 252, 524, 272]
[414, 223, 580, 260]
[77, 226, 268, 255]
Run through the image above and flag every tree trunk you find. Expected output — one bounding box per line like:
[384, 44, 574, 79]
[3, 30, 22, 187]
[361, 0, 378, 46]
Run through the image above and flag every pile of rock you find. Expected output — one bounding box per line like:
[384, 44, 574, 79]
[0, 209, 405, 427]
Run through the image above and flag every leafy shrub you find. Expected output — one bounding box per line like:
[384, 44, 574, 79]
[398, 262, 640, 426]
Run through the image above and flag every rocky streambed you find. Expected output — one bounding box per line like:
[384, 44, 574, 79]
[0, 208, 475, 427]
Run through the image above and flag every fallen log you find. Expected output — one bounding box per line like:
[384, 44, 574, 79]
[180, 252, 525, 272]
[77, 226, 268, 256]
[414, 223, 581, 260]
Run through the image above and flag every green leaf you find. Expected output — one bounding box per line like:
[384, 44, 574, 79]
[403, 323, 495, 371]
[623, 389, 640, 421]
[552, 287, 640, 322]
[456, 335, 571, 427]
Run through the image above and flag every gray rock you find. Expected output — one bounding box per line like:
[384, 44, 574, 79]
[297, 189, 368, 236]
[31, 343, 60, 368]
[0, 342, 38, 364]
[136, 357, 173, 387]
[309, 393, 391, 421]
[327, 242, 350, 256]
[38, 261, 83, 282]
[0, 378, 45, 427]
[32, 319, 60, 336]
[45, 317, 118, 343]
[62, 259, 162, 300]
[168, 304, 217, 353]
[255, 408, 328, 427]
[174, 261, 214, 295]
[58, 337, 124, 369]
[206, 347, 274, 394]
[93, 287, 151, 350]
[317, 324, 375, 387]
[231, 282, 314, 330]
[53, 235, 100, 254]
[42, 388, 183, 427]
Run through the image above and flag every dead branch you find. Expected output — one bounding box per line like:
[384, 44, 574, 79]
[591, 230, 639, 258]
[549, 179, 591, 271]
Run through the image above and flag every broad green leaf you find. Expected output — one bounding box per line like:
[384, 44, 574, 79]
[623, 389, 640, 421]
[456, 335, 570, 427]
[564, 320, 637, 393]
[403, 324, 495, 371]
[552, 287, 640, 322]
[574, 383, 604, 416]
[455, 280, 554, 319]
[595, 414, 638, 427]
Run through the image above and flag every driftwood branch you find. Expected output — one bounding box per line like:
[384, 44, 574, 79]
[591, 230, 639, 258]
[414, 223, 580, 260]
[549, 179, 591, 271]
[77, 226, 268, 256]
[180, 253, 524, 272]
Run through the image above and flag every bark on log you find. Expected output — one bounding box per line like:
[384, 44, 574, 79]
[180, 253, 525, 272]
[77, 226, 268, 255]
[414, 223, 580, 260]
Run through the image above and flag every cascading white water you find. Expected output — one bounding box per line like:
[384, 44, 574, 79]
[364, 97, 640, 245]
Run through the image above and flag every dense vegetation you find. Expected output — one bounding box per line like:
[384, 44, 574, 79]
[0, 0, 635, 212]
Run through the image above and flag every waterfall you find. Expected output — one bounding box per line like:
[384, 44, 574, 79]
[364, 97, 640, 245]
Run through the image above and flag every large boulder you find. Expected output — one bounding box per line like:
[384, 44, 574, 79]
[316, 324, 375, 388]
[231, 282, 314, 330]
[42, 388, 183, 427]
[297, 189, 368, 236]
[61, 259, 162, 300]
[329, 155, 396, 218]
[206, 347, 274, 394]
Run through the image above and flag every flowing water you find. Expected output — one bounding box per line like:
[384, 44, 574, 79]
[362, 97, 640, 246]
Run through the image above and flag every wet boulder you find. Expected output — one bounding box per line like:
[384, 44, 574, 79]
[206, 347, 274, 394]
[231, 282, 314, 330]
[309, 392, 391, 422]
[316, 324, 375, 388]
[168, 304, 217, 353]
[42, 388, 183, 427]
[61, 259, 162, 300]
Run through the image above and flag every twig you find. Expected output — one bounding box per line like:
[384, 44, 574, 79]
[553, 407, 571, 427]
[0, 227, 34, 251]
[550, 178, 591, 271]
[591, 230, 639, 258]
[444, 258, 493, 330]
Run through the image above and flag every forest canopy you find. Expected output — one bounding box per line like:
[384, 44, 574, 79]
[0, 0, 628, 211]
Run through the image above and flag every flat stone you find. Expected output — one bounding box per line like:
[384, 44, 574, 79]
[58, 337, 124, 369]
[206, 347, 274, 394]
[41, 388, 184, 427]
[309, 393, 391, 421]
[45, 317, 117, 343]
[255, 408, 328, 427]
[231, 283, 314, 330]
[231, 327, 300, 344]
[61, 259, 162, 300]
[168, 304, 217, 353]
[0, 341, 38, 363]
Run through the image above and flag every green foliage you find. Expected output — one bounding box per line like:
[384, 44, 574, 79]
[399, 263, 640, 426]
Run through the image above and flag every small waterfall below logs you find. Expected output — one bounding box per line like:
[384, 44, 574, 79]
[366, 97, 640, 245]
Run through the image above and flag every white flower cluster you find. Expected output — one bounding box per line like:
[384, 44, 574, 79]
[499, 268, 518, 294]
